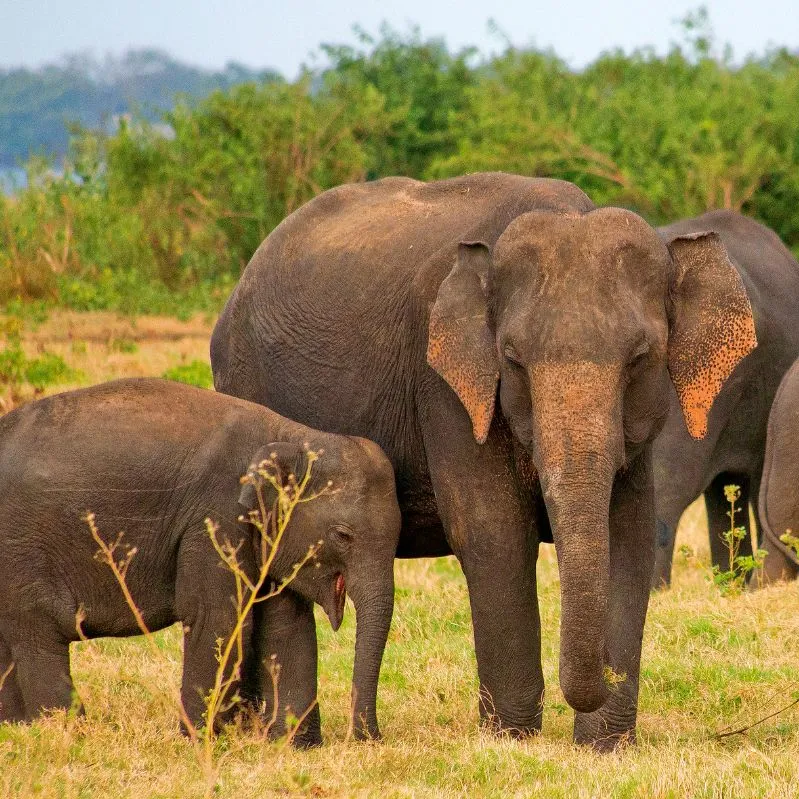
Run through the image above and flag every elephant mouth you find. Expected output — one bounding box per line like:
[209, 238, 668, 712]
[324, 573, 347, 632]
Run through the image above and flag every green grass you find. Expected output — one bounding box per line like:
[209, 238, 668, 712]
[2, 539, 798, 798]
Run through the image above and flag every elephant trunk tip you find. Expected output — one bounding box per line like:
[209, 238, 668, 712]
[560, 666, 610, 714]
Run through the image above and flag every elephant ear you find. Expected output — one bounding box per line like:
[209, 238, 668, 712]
[666, 231, 757, 440]
[427, 241, 499, 444]
[238, 441, 305, 514]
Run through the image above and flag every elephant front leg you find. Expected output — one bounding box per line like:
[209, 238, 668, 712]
[180, 603, 250, 733]
[247, 589, 321, 748]
[422, 404, 543, 736]
[462, 536, 543, 736]
[573, 451, 656, 751]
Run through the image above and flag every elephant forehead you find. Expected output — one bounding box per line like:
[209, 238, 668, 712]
[494, 208, 668, 283]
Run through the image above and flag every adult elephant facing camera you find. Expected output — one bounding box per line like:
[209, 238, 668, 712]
[211, 173, 756, 750]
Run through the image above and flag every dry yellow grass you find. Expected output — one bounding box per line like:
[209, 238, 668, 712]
[1, 312, 798, 797]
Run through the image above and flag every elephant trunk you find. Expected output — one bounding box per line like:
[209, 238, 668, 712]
[543, 473, 613, 712]
[528, 361, 623, 714]
[348, 565, 395, 740]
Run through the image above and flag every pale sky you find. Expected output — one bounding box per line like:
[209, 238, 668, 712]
[1, 0, 797, 76]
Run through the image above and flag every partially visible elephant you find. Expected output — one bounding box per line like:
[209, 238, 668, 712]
[211, 172, 756, 750]
[0, 378, 400, 745]
[757, 357, 799, 582]
[650, 211, 799, 587]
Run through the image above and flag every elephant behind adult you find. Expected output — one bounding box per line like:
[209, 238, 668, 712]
[211, 172, 755, 749]
[757, 357, 799, 582]
[650, 211, 799, 587]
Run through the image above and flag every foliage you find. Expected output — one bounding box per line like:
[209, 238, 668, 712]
[780, 530, 799, 559]
[162, 360, 213, 388]
[2, 16, 799, 316]
[321, 24, 477, 179]
[711, 485, 767, 594]
[0, 314, 77, 407]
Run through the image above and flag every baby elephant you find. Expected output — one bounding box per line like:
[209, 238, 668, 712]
[759, 358, 799, 583]
[0, 378, 400, 742]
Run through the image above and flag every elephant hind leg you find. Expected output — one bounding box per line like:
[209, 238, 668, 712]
[6, 625, 77, 721]
[0, 633, 25, 722]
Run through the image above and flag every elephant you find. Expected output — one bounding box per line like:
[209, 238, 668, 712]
[0, 378, 400, 745]
[210, 172, 756, 750]
[757, 357, 799, 582]
[650, 211, 799, 587]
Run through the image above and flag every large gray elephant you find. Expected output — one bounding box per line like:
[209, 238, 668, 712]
[650, 211, 799, 587]
[210, 172, 756, 750]
[757, 357, 799, 582]
[0, 378, 400, 744]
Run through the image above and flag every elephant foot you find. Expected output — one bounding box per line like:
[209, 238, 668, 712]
[351, 714, 382, 742]
[478, 685, 544, 738]
[479, 705, 543, 739]
[286, 704, 323, 749]
[750, 549, 799, 588]
[573, 709, 636, 752]
[291, 726, 323, 749]
[245, 702, 322, 748]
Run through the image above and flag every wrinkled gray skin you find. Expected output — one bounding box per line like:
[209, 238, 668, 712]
[757, 357, 799, 582]
[651, 211, 799, 587]
[0, 379, 400, 745]
[211, 172, 756, 750]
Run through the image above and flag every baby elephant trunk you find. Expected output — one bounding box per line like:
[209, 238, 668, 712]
[347, 563, 395, 740]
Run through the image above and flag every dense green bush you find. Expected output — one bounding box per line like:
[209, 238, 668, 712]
[2, 19, 798, 315]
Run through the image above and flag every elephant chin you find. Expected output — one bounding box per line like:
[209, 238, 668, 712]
[322, 573, 346, 631]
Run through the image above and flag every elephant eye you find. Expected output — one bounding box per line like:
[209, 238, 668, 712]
[503, 344, 524, 367]
[331, 524, 355, 547]
[628, 339, 650, 369]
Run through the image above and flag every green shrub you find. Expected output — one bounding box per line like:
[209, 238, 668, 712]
[161, 360, 213, 388]
[3, 18, 799, 317]
[0, 315, 78, 399]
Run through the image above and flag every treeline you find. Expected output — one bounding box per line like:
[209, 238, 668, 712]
[0, 49, 280, 170]
[2, 25, 799, 314]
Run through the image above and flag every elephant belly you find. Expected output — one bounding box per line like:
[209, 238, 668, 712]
[397, 513, 451, 558]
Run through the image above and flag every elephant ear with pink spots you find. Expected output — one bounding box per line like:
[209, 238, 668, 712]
[666, 230, 757, 439]
[427, 242, 499, 444]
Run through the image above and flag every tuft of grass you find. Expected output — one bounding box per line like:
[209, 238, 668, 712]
[108, 336, 138, 354]
[162, 359, 213, 388]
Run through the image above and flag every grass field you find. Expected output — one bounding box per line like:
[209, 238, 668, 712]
[2, 312, 799, 798]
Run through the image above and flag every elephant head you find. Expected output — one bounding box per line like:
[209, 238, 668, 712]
[427, 207, 756, 713]
[239, 438, 400, 739]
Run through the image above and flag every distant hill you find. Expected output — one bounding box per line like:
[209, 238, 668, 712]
[0, 49, 282, 168]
